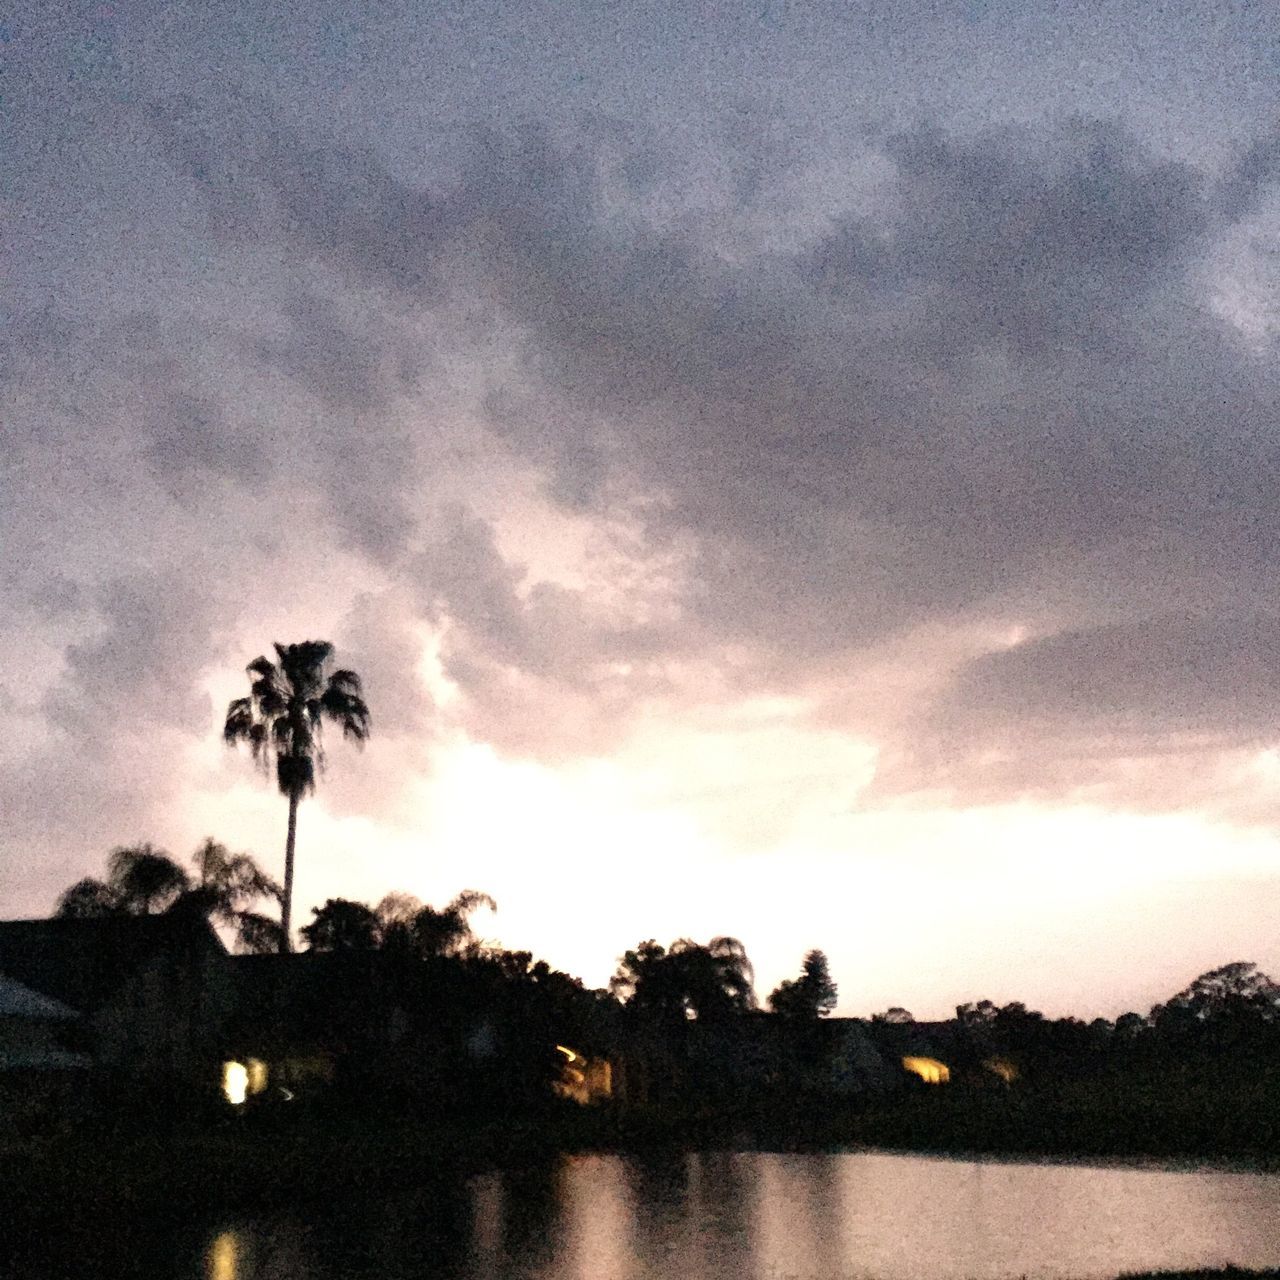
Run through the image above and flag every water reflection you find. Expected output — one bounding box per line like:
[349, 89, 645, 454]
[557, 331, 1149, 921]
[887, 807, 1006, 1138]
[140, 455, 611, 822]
[18, 1150, 1280, 1280]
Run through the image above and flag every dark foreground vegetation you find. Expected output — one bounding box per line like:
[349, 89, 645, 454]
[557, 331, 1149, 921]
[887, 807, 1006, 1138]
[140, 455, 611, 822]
[1121, 1269, 1280, 1280]
[1122, 1273, 1280, 1280]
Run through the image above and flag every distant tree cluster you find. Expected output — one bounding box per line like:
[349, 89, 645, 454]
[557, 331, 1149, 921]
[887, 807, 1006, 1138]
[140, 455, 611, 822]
[301, 890, 496, 959]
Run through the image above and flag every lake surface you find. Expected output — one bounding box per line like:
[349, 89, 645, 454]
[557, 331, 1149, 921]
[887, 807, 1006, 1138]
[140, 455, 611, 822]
[27, 1150, 1280, 1279]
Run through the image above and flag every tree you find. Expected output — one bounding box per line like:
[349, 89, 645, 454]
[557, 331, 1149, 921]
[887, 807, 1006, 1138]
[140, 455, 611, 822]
[183, 837, 284, 954]
[302, 898, 381, 952]
[403, 891, 496, 959]
[871, 1007, 915, 1025]
[611, 936, 756, 1024]
[223, 641, 370, 950]
[956, 999, 1000, 1028]
[1153, 961, 1280, 1028]
[54, 840, 282, 953]
[56, 843, 189, 918]
[768, 949, 838, 1018]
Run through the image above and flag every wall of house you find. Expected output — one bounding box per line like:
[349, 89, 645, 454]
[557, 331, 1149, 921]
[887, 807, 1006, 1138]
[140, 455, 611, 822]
[91, 934, 235, 1082]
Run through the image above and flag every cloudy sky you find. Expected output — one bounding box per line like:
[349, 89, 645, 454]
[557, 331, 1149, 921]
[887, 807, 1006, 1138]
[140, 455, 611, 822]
[5, 0, 1280, 1018]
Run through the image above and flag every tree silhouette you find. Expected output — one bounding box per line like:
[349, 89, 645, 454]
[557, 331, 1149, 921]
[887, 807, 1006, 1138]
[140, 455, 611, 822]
[871, 1006, 915, 1025]
[57, 843, 189, 918]
[182, 838, 285, 954]
[223, 641, 370, 950]
[302, 897, 381, 952]
[54, 840, 282, 952]
[611, 936, 756, 1024]
[769, 949, 837, 1018]
[375, 890, 497, 958]
[1152, 961, 1280, 1039]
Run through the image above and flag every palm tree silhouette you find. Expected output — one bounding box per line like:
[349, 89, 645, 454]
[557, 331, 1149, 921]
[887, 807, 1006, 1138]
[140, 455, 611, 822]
[55, 840, 283, 953]
[223, 641, 370, 950]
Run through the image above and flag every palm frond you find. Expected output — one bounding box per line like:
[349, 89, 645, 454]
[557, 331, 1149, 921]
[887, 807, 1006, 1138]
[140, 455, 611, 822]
[235, 911, 288, 955]
[107, 843, 190, 914]
[223, 698, 255, 743]
[321, 680, 371, 740]
[226, 639, 371, 834]
[449, 890, 497, 917]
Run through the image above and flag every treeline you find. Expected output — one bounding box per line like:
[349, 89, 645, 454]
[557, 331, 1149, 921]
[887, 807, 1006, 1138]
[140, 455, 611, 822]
[54, 842, 1280, 1062]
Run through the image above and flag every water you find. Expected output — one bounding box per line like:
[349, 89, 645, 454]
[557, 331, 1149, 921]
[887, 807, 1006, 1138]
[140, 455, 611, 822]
[23, 1150, 1280, 1279]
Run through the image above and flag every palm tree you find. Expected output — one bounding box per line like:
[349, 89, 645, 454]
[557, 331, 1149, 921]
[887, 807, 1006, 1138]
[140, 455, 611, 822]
[184, 837, 285, 955]
[373, 890, 497, 958]
[54, 840, 283, 953]
[55, 843, 189, 918]
[223, 641, 370, 950]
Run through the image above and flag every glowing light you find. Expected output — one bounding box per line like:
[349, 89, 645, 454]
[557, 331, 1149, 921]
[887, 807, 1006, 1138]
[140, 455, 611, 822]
[208, 1231, 239, 1280]
[553, 1045, 613, 1105]
[246, 1058, 268, 1095]
[902, 1056, 950, 1085]
[222, 1061, 248, 1106]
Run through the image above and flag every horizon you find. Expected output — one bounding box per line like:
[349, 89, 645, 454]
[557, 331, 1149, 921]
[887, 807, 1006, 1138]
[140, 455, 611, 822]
[6, 2, 1280, 1024]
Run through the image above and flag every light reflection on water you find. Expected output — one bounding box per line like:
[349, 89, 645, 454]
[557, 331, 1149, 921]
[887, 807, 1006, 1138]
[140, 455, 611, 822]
[53, 1150, 1280, 1280]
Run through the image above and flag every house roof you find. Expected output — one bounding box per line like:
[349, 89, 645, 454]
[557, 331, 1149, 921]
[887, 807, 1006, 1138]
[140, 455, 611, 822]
[0, 973, 78, 1021]
[0, 914, 226, 1014]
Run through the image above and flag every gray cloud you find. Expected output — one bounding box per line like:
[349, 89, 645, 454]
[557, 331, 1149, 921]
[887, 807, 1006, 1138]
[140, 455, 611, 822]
[135, 99, 1280, 784]
[9, 66, 1280, 877]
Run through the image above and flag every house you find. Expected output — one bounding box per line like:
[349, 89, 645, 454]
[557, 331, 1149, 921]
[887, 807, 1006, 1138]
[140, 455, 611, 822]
[0, 973, 88, 1073]
[0, 914, 235, 1089]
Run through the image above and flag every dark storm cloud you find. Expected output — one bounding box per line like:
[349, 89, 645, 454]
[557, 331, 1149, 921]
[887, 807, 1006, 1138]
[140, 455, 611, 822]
[945, 614, 1280, 746]
[869, 613, 1280, 818]
[253, 291, 397, 413]
[12, 63, 1280, 825]
[143, 96, 1280, 800]
[121, 327, 265, 491]
[42, 572, 222, 741]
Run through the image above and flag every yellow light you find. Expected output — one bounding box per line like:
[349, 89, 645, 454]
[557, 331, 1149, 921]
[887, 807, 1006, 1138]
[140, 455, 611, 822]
[556, 1045, 579, 1062]
[246, 1058, 268, 1095]
[902, 1056, 950, 1085]
[222, 1061, 248, 1106]
[208, 1231, 238, 1280]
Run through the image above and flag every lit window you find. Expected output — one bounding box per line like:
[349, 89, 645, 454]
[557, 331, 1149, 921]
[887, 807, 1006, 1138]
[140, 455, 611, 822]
[222, 1061, 248, 1106]
[902, 1056, 950, 1084]
[246, 1058, 269, 1095]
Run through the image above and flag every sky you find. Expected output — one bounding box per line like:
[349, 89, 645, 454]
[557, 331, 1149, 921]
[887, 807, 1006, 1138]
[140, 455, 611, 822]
[5, 0, 1280, 1019]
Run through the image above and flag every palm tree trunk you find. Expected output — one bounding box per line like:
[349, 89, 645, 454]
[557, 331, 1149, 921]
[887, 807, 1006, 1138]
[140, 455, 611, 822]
[282, 789, 299, 953]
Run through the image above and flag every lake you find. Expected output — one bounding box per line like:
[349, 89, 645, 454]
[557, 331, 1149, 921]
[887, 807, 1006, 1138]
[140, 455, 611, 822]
[29, 1150, 1280, 1279]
